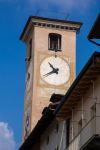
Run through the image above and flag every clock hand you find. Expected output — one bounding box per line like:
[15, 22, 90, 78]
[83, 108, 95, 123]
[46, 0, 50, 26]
[43, 70, 55, 77]
[48, 62, 56, 70]
[43, 68, 59, 77]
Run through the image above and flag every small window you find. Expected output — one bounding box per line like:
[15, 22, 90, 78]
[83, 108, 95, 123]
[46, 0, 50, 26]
[48, 33, 61, 51]
[56, 123, 59, 133]
[47, 136, 49, 144]
[91, 103, 96, 118]
[27, 72, 30, 81]
[55, 146, 59, 150]
[66, 119, 70, 146]
[29, 39, 32, 60]
[25, 39, 32, 61]
[78, 119, 82, 132]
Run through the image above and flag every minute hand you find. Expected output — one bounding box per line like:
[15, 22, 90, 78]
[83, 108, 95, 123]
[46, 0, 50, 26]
[43, 68, 59, 77]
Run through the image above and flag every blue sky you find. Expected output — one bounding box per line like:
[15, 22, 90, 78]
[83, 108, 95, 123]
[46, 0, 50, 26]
[0, 0, 99, 149]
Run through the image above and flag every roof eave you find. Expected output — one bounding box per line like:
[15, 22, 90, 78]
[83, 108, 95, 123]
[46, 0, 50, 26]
[20, 16, 33, 41]
[19, 16, 82, 41]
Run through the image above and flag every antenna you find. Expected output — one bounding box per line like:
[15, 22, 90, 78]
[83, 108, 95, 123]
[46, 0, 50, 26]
[65, 13, 70, 20]
[35, 9, 40, 16]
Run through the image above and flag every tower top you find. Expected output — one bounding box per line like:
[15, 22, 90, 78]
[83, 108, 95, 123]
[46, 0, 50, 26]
[20, 16, 82, 42]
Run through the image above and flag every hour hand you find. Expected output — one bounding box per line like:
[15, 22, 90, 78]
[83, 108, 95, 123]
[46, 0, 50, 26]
[48, 62, 55, 70]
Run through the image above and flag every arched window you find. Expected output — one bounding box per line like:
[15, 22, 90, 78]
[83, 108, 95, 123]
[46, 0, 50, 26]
[48, 33, 62, 51]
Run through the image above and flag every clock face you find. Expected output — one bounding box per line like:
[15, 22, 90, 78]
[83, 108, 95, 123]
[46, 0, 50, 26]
[40, 56, 70, 86]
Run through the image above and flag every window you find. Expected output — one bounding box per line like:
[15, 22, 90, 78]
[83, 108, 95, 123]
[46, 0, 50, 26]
[28, 39, 32, 60]
[91, 103, 96, 118]
[78, 119, 82, 132]
[56, 123, 59, 133]
[55, 146, 59, 150]
[48, 33, 61, 51]
[25, 39, 32, 61]
[27, 72, 30, 81]
[47, 136, 49, 144]
[66, 119, 70, 147]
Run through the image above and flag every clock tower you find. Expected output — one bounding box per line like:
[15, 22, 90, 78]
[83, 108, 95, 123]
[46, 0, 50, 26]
[20, 16, 82, 141]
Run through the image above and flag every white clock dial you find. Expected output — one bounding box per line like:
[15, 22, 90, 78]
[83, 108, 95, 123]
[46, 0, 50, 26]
[40, 56, 70, 86]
